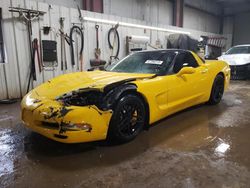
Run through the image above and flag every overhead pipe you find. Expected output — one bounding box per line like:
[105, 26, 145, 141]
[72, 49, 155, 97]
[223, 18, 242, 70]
[84, 17, 191, 35]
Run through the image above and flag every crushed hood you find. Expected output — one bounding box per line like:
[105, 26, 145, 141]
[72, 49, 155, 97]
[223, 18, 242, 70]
[29, 71, 154, 99]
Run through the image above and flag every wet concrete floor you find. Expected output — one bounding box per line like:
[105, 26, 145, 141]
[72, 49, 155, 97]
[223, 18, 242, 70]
[0, 81, 250, 188]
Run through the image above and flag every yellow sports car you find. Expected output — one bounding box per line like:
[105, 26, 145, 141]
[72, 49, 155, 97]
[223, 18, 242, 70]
[21, 50, 230, 143]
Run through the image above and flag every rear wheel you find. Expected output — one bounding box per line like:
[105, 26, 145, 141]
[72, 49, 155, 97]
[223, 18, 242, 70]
[107, 94, 146, 143]
[208, 74, 224, 105]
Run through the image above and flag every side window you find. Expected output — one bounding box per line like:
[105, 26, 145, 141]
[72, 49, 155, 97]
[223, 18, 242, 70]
[184, 53, 199, 68]
[173, 52, 199, 73]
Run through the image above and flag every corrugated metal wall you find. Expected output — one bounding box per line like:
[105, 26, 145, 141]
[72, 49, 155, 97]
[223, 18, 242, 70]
[103, 0, 174, 26]
[0, 0, 229, 100]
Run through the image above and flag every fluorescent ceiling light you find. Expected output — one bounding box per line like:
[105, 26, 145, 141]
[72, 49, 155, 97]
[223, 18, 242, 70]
[84, 17, 191, 35]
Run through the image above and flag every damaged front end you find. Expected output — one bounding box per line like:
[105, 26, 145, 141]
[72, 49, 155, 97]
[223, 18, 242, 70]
[57, 89, 105, 109]
[21, 80, 139, 143]
[56, 82, 138, 111]
[21, 92, 113, 143]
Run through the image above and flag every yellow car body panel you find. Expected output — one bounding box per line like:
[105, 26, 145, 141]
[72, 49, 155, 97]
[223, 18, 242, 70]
[21, 52, 230, 143]
[135, 52, 230, 124]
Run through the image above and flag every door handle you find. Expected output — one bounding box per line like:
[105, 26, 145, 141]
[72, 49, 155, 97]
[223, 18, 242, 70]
[201, 69, 208, 74]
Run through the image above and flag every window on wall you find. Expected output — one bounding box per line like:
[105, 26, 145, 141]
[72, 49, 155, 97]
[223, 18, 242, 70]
[0, 48, 5, 63]
[0, 7, 6, 64]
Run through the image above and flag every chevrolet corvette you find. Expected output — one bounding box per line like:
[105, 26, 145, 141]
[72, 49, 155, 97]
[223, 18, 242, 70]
[21, 49, 230, 143]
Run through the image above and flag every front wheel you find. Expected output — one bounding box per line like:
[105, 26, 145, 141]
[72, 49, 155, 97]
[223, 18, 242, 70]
[208, 74, 224, 105]
[107, 94, 146, 143]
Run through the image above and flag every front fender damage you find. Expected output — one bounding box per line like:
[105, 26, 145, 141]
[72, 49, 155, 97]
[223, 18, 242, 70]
[22, 75, 154, 143]
[22, 97, 113, 142]
[56, 79, 140, 111]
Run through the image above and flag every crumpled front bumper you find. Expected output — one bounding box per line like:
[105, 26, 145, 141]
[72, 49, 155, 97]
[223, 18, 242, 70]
[230, 63, 250, 80]
[21, 94, 112, 143]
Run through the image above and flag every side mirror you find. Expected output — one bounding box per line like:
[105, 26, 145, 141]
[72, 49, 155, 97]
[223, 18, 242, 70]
[177, 67, 196, 77]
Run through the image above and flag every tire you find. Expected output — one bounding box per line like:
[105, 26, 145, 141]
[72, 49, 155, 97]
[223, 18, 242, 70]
[107, 94, 146, 143]
[208, 74, 224, 105]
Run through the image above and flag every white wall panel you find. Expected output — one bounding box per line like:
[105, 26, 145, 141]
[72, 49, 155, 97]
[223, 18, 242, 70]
[104, 0, 173, 26]
[0, 0, 9, 99]
[31, 0, 83, 9]
[1, 0, 22, 98]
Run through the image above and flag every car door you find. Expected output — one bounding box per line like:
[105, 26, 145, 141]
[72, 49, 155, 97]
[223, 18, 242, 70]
[166, 51, 209, 115]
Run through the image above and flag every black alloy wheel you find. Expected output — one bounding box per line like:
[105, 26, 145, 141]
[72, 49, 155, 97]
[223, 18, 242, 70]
[108, 94, 146, 143]
[208, 74, 224, 105]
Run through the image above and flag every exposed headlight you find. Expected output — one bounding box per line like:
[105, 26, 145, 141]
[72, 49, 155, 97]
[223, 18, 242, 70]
[61, 122, 92, 132]
[56, 89, 103, 107]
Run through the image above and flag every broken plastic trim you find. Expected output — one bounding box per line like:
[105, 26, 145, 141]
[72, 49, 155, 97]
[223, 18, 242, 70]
[41, 121, 92, 132]
[54, 134, 68, 139]
[61, 122, 92, 132]
[56, 83, 138, 111]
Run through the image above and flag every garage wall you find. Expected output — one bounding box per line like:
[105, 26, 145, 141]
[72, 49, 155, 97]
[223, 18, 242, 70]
[103, 0, 173, 26]
[0, 0, 226, 100]
[233, 12, 250, 45]
[223, 16, 234, 50]
[184, 0, 221, 16]
[183, 6, 220, 34]
[104, 0, 221, 34]
[28, 0, 83, 9]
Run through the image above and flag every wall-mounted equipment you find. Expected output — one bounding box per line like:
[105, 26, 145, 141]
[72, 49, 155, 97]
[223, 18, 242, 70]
[108, 24, 120, 65]
[70, 25, 84, 71]
[126, 35, 150, 55]
[9, 6, 46, 93]
[90, 25, 106, 69]
[166, 34, 199, 52]
[42, 40, 57, 62]
[59, 17, 68, 71]
[200, 36, 227, 60]
[39, 26, 58, 69]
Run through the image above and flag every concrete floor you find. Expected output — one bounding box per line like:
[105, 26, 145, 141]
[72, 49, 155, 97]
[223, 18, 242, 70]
[0, 81, 250, 188]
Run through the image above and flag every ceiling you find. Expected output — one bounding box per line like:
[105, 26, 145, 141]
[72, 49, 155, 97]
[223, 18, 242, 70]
[215, 0, 250, 15]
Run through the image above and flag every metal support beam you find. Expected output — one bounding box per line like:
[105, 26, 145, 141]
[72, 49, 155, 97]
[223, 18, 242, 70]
[232, 15, 236, 45]
[92, 0, 103, 13]
[83, 0, 91, 11]
[173, 0, 184, 27]
[83, 0, 103, 13]
[219, 9, 224, 34]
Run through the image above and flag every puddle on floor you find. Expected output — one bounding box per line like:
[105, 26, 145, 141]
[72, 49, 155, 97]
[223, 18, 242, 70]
[0, 129, 15, 185]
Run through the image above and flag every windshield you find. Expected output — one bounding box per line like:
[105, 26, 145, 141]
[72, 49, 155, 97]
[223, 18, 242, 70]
[106, 51, 177, 75]
[226, 46, 250, 55]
